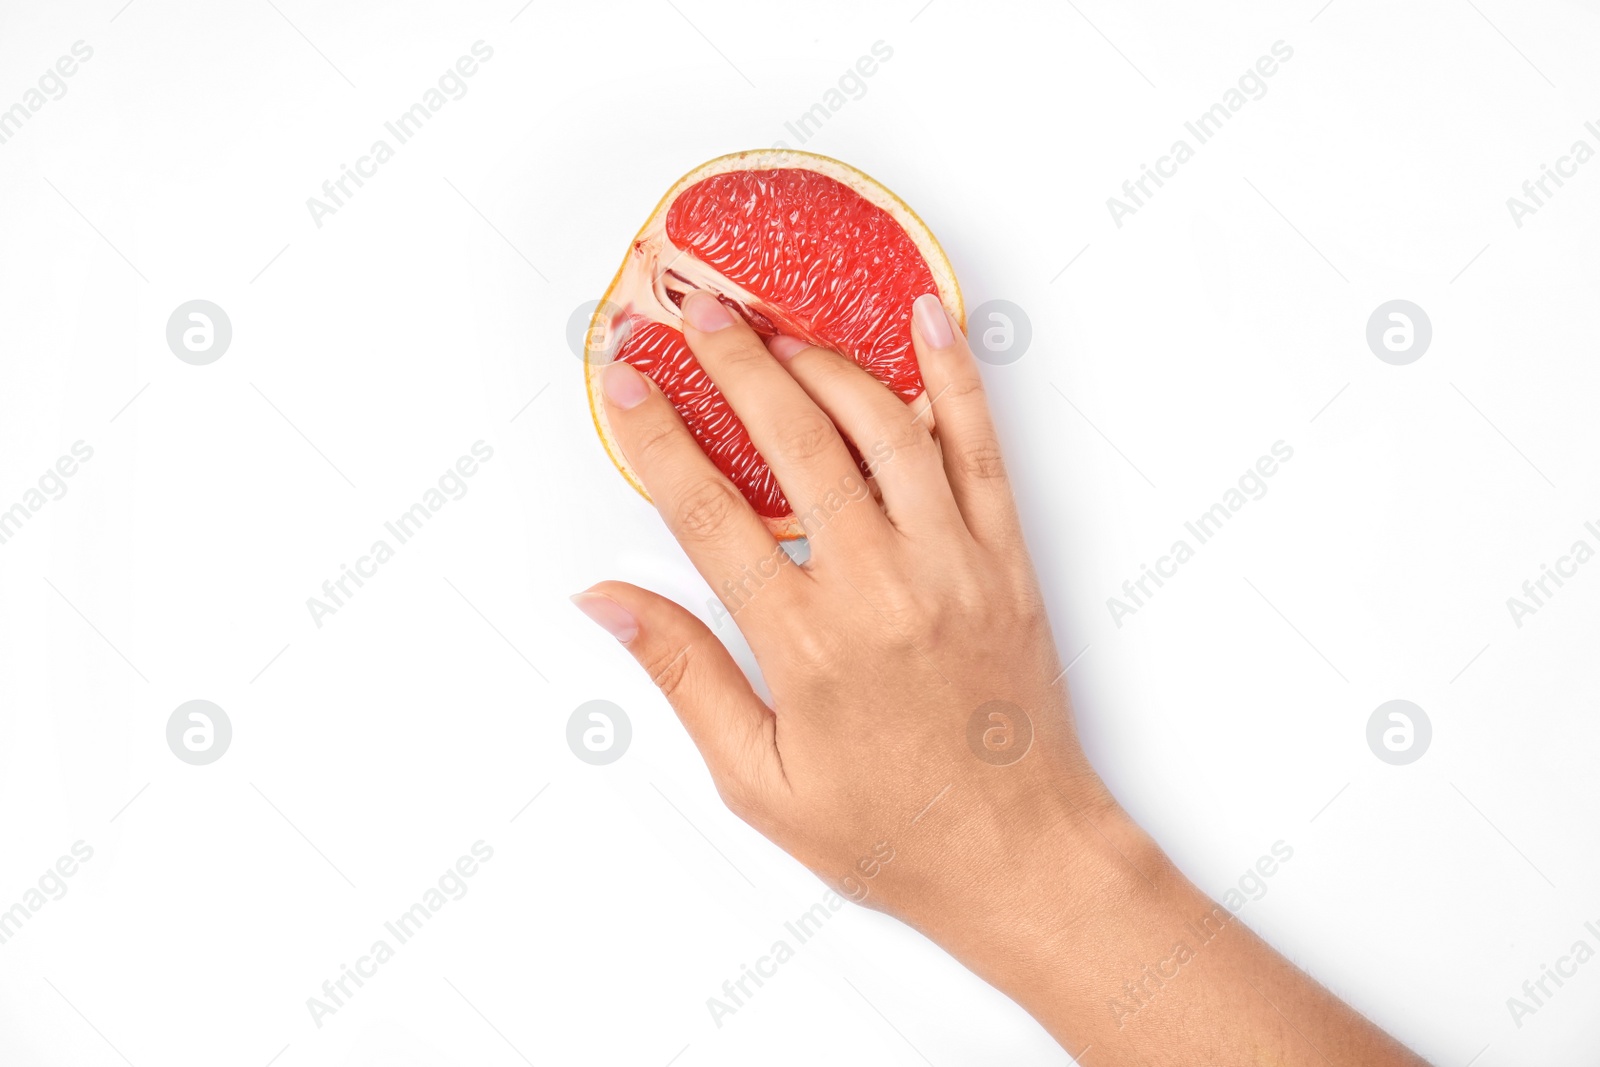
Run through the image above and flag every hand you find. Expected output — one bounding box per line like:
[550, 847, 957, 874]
[575, 290, 1427, 1066]
[576, 290, 1108, 916]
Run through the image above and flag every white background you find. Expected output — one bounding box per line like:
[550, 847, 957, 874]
[1, 0, 1598, 1064]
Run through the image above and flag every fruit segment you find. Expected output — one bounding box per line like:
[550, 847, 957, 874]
[664, 168, 935, 404]
[616, 318, 789, 517]
[589, 151, 961, 535]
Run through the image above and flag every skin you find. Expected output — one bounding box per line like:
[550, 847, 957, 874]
[574, 289, 1430, 1065]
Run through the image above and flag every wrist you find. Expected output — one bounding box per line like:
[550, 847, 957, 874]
[901, 775, 1196, 1048]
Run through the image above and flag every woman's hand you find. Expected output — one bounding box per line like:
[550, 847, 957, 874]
[575, 290, 1427, 1066]
[576, 291, 1109, 917]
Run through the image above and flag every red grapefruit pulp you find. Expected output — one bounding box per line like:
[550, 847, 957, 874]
[586, 150, 963, 538]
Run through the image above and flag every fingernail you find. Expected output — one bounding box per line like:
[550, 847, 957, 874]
[602, 361, 650, 410]
[768, 335, 807, 361]
[912, 293, 955, 349]
[682, 291, 736, 332]
[570, 592, 638, 643]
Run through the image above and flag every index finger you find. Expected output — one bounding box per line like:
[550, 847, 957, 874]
[595, 359, 801, 617]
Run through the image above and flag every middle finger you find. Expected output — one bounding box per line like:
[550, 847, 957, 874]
[680, 291, 889, 548]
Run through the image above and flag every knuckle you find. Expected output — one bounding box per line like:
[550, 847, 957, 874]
[815, 354, 867, 394]
[955, 439, 1009, 482]
[776, 414, 839, 464]
[879, 413, 934, 461]
[906, 592, 952, 641]
[787, 623, 849, 668]
[671, 478, 743, 541]
[947, 573, 991, 615]
[709, 337, 771, 377]
[740, 340, 779, 369]
[881, 576, 976, 649]
[940, 374, 988, 404]
[629, 416, 681, 471]
[644, 642, 694, 698]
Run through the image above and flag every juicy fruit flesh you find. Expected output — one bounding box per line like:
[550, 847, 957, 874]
[614, 167, 938, 519]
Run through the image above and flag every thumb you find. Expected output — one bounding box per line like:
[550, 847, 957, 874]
[571, 581, 783, 804]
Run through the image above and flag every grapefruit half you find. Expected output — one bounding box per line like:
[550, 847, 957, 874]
[584, 149, 964, 540]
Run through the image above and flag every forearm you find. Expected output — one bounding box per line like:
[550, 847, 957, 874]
[914, 792, 1428, 1065]
[583, 287, 1422, 1063]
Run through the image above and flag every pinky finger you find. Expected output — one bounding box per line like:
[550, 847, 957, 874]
[911, 294, 1025, 549]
